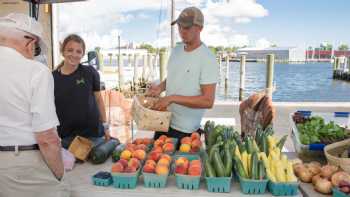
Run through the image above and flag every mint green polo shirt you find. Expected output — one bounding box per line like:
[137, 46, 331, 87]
[166, 43, 219, 133]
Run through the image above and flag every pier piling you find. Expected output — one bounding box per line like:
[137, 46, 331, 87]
[239, 55, 246, 101]
[266, 54, 275, 97]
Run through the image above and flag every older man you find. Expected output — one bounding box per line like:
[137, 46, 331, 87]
[0, 13, 69, 197]
[148, 7, 219, 145]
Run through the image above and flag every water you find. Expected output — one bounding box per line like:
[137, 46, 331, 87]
[216, 62, 350, 102]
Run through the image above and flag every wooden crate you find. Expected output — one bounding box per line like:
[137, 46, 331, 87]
[132, 95, 171, 132]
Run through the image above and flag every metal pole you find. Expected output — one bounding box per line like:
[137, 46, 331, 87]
[117, 35, 124, 91]
[239, 55, 246, 101]
[218, 54, 222, 85]
[108, 53, 112, 66]
[142, 54, 147, 81]
[171, 0, 175, 48]
[266, 54, 275, 97]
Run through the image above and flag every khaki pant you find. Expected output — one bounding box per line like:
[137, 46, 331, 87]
[0, 150, 70, 197]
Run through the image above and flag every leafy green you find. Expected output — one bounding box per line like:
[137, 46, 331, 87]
[296, 116, 349, 144]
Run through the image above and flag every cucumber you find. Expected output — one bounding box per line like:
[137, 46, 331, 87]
[209, 142, 222, 163]
[205, 157, 216, 177]
[212, 150, 225, 177]
[251, 152, 259, 179]
[246, 137, 254, 154]
[262, 134, 268, 155]
[223, 142, 233, 177]
[233, 156, 248, 178]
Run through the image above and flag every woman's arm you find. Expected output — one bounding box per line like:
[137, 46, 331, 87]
[94, 91, 110, 140]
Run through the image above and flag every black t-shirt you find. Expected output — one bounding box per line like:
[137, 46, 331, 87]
[53, 64, 102, 138]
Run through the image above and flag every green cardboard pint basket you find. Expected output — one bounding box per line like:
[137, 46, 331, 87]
[238, 175, 268, 194]
[268, 181, 299, 196]
[112, 169, 140, 189]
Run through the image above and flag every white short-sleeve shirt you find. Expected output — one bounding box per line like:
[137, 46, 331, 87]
[166, 43, 219, 133]
[0, 46, 59, 146]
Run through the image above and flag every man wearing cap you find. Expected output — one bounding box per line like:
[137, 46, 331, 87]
[148, 7, 219, 144]
[0, 13, 69, 197]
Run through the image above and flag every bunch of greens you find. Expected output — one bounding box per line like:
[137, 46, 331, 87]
[297, 116, 349, 145]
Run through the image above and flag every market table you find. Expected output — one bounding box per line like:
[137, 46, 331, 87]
[65, 157, 304, 197]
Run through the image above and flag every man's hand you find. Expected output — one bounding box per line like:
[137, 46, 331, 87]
[146, 83, 163, 97]
[152, 96, 172, 111]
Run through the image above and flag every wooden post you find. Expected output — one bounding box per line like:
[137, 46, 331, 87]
[108, 53, 113, 66]
[239, 55, 246, 101]
[133, 54, 138, 86]
[159, 52, 166, 81]
[128, 54, 132, 67]
[225, 54, 229, 93]
[218, 54, 222, 85]
[118, 54, 124, 91]
[142, 54, 147, 81]
[266, 54, 275, 97]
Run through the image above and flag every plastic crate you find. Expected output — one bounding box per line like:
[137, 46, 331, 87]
[205, 175, 232, 193]
[173, 154, 202, 190]
[238, 176, 268, 194]
[112, 169, 140, 189]
[92, 172, 113, 187]
[333, 188, 349, 197]
[289, 111, 350, 157]
[268, 181, 299, 196]
[142, 172, 168, 188]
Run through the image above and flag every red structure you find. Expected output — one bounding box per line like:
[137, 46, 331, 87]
[305, 50, 350, 61]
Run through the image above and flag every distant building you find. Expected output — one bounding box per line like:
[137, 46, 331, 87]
[305, 50, 350, 61]
[100, 48, 149, 67]
[236, 47, 305, 62]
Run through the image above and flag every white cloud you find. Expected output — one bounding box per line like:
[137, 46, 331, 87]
[255, 38, 272, 48]
[57, 0, 269, 48]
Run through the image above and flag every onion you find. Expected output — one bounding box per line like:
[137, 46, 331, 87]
[331, 171, 350, 187]
[340, 186, 350, 194]
[312, 174, 322, 186]
[299, 169, 313, 183]
[314, 179, 332, 194]
[320, 165, 338, 179]
[293, 164, 306, 176]
[309, 161, 321, 168]
[339, 180, 350, 187]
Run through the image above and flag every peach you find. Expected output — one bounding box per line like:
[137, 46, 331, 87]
[191, 132, 200, 140]
[175, 164, 188, 175]
[188, 165, 201, 176]
[152, 146, 163, 153]
[179, 144, 191, 153]
[165, 138, 174, 144]
[135, 144, 147, 151]
[120, 150, 132, 160]
[111, 162, 124, 173]
[148, 151, 162, 161]
[191, 139, 202, 148]
[190, 160, 201, 167]
[158, 135, 168, 142]
[190, 146, 200, 153]
[160, 154, 172, 163]
[143, 164, 156, 173]
[181, 137, 192, 145]
[133, 138, 143, 145]
[125, 166, 137, 173]
[132, 149, 146, 161]
[125, 143, 136, 151]
[145, 159, 157, 167]
[158, 158, 170, 167]
[118, 159, 129, 168]
[154, 139, 164, 147]
[155, 164, 169, 175]
[162, 143, 175, 153]
[143, 138, 153, 145]
[175, 157, 189, 169]
[128, 158, 141, 169]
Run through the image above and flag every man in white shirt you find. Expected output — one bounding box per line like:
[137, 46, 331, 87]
[147, 7, 219, 145]
[0, 13, 69, 197]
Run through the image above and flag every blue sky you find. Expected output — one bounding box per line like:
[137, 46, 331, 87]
[57, 0, 350, 50]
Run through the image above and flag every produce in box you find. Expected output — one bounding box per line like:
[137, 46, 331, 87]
[179, 132, 202, 153]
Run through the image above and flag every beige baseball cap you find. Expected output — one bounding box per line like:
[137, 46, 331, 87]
[171, 7, 204, 28]
[0, 13, 48, 55]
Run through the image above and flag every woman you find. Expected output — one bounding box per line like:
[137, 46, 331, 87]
[53, 34, 110, 148]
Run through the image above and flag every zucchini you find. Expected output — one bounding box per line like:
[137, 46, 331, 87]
[233, 156, 247, 178]
[209, 142, 222, 163]
[223, 142, 233, 177]
[258, 160, 266, 180]
[251, 152, 259, 179]
[212, 150, 225, 177]
[205, 157, 216, 177]
[90, 139, 118, 164]
[262, 134, 268, 155]
[246, 137, 254, 154]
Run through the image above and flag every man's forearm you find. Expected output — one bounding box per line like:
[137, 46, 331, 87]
[35, 129, 64, 180]
[169, 95, 214, 109]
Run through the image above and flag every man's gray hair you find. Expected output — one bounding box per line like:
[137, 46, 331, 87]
[0, 26, 30, 44]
